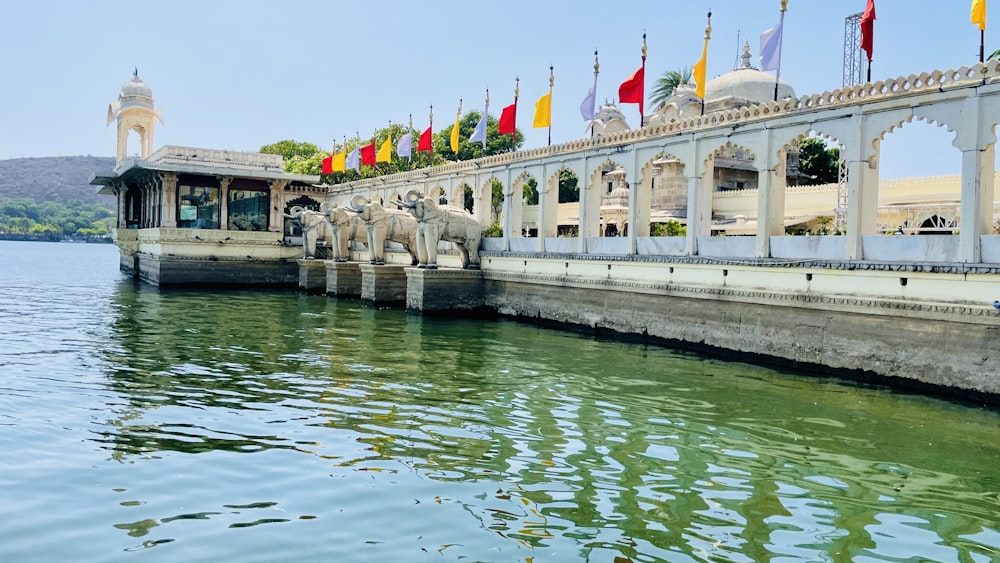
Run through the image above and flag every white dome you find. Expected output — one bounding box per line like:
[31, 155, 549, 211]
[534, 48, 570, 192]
[705, 68, 795, 103]
[705, 42, 795, 104]
[117, 73, 155, 111]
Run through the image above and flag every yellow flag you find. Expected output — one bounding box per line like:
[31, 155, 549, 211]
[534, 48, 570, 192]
[533, 92, 552, 128]
[694, 41, 709, 99]
[450, 120, 460, 153]
[376, 135, 392, 163]
[972, 0, 987, 31]
[331, 151, 346, 172]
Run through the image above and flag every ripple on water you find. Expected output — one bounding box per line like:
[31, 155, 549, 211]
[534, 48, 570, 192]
[2, 242, 1000, 561]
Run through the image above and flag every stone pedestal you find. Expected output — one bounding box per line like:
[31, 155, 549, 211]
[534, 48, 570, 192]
[405, 267, 486, 315]
[325, 261, 362, 298]
[359, 264, 407, 307]
[297, 259, 328, 292]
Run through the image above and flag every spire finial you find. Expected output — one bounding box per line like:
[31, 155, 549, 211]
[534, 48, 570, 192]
[133, 67, 138, 78]
[741, 40, 752, 68]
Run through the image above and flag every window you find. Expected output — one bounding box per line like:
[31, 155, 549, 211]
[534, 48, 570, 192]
[178, 185, 219, 229]
[229, 189, 268, 231]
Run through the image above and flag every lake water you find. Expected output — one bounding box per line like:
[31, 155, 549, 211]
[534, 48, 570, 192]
[1, 240, 999, 562]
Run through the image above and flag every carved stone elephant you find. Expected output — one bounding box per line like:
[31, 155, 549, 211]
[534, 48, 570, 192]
[396, 190, 482, 269]
[324, 203, 367, 262]
[283, 205, 331, 259]
[350, 195, 419, 265]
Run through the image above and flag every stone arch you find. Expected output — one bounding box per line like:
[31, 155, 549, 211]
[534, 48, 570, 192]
[777, 131, 847, 235]
[918, 213, 958, 234]
[512, 171, 539, 237]
[589, 159, 631, 238]
[475, 176, 503, 227]
[701, 142, 758, 236]
[545, 166, 580, 237]
[875, 114, 964, 238]
[640, 151, 686, 236]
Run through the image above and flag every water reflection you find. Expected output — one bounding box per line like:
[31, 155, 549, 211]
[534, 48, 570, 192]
[94, 281, 1000, 561]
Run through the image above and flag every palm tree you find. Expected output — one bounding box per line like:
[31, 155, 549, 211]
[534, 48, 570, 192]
[650, 67, 693, 111]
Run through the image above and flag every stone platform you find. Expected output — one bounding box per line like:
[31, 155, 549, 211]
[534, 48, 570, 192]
[297, 259, 327, 292]
[405, 267, 486, 315]
[359, 264, 407, 307]
[325, 261, 362, 298]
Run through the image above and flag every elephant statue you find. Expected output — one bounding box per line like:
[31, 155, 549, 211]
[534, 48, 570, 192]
[349, 195, 419, 266]
[283, 205, 332, 259]
[395, 190, 482, 269]
[324, 203, 367, 262]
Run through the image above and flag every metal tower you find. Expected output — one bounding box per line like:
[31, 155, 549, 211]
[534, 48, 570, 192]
[843, 12, 864, 87]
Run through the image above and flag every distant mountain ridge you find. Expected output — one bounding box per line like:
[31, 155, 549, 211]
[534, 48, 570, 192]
[0, 156, 116, 207]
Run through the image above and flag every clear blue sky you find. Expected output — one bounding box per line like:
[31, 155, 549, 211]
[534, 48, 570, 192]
[0, 1, 990, 179]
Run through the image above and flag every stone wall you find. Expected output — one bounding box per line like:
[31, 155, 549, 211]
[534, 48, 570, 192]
[483, 272, 999, 400]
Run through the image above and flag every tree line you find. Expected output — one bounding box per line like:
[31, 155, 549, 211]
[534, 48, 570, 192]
[0, 197, 114, 239]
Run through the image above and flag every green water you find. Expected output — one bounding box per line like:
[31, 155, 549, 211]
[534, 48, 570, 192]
[1, 240, 998, 562]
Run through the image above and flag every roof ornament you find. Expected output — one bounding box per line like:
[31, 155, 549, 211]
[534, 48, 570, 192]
[741, 41, 752, 69]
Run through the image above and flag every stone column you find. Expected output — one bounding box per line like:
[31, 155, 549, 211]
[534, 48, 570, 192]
[957, 96, 995, 263]
[626, 168, 639, 255]
[685, 156, 714, 255]
[474, 178, 492, 227]
[507, 174, 524, 240]
[537, 165, 557, 249]
[268, 180, 290, 232]
[501, 169, 513, 247]
[116, 183, 126, 229]
[218, 177, 232, 231]
[580, 165, 604, 242]
[844, 146, 880, 260]
[577, 159, 594, 253]
[755, 148, 787, 258]
[160, 173, 177, 228]
[140, 184, 150, 228]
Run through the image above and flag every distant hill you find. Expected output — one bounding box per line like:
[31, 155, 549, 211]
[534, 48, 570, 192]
[0, 156, 116, 207]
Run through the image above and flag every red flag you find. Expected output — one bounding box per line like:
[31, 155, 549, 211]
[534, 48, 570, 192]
[498, 103, 517, 135]
[618, 66, 645, 115]
[417, 126, 432, 152]
[360, 142, 376, 166]
[321, 155, 333, 174]
[860, 0, 875, 62]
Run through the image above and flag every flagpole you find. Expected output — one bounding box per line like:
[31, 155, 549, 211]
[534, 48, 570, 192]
[774, 0, 788, 102]
[591, 50, 599, 138]
[701, 13, 712, 116]
[981, 29, 986, 63]
[640, 34, 646, 127]
[429, 105, 434, 167]
[547, 66, 554, 146]
[408, 114, 413, 171]
[483, 88, 490, 151]
[513, 78, 519, 152]
[455, 99, 462, 162]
